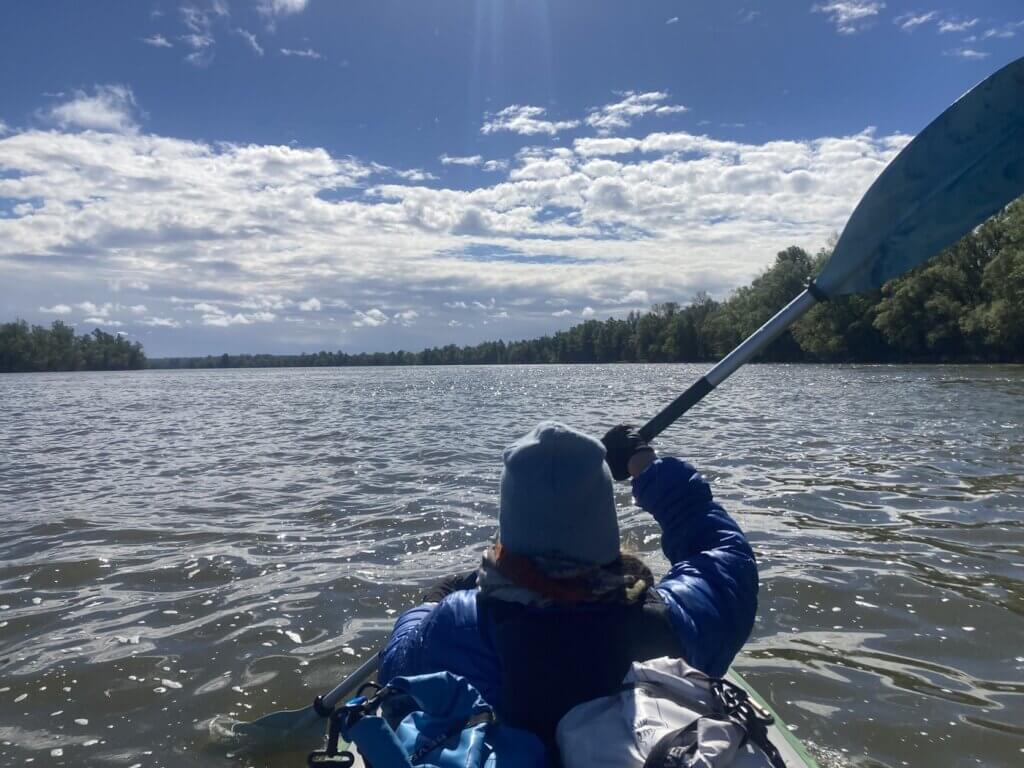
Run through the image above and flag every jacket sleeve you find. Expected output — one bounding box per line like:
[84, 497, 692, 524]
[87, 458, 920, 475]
[378, 590, 501, 704]
[635, 457, 759, 677]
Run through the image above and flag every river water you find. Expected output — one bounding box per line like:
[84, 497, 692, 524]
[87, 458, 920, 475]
[0, 364, 1022, 768]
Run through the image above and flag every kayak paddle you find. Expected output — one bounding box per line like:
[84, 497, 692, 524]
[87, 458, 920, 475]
[214, 54, 1024, 751]
[641, 54, 1024, 441]
[210, 652, 379, 750]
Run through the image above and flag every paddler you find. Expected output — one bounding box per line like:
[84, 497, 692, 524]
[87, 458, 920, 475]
[379, 421, 759, 749]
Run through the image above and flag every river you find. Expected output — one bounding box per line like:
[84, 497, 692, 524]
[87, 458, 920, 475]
[1, 364, 1022, 768]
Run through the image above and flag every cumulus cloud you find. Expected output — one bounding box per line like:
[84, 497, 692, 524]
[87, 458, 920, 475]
[440, 154, 483, 166]
[235, 28, 263, 55]
[586, 92, 688, 135]
[0, 110, 910, 352]
[812, 1, 885, 34]
[281, 47, 323, 60]
[47, 85, 138, 133]
[481, 105, 579, 136]
[76, 301, 113, 317]
[482, 159, 509, 172]
[39, 304, 72, 314]
[297, 297, 321, 311]
[393, 309, 418, 325]
[551, 309, 571, 316]
[581, 307, 595, 318]
[142, 34, 173, 48]
[83, 317, 123, 327]
[353, 308, 389, 327]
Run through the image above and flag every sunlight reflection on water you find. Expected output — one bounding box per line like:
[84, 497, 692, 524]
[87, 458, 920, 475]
[1, 364, 1022, 767]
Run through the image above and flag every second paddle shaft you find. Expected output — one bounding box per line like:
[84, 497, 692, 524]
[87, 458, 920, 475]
[639, 288, 821, 442]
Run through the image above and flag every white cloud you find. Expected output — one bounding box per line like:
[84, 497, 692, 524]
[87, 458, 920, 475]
[482, 159, 509, 172]
[440, 154, 483, 166]
[258, 0, 308, 18]
[235, 28, 264, 55]
[109, 278, 150, 292]
[981, 21, 1023, 39]
[481, 105, 579, 136]
[83, 317, 123, 327]
[0, 120, 8, 136]
[140, 316, 181, 327]
[281, 47, 323, 60]
[180, 6, 216, 66]
[812, 1, 885, 34]
[551, 309, 571, 316]
[393, 309, 418, 325]
[945, 47, 989, 59]
[581, 307, 595, 318]
[586, 91, 687, 135]
[142, 34, 173, 48]
[128, 304, 148, 314]
[894, 11, 937, 30]
[0, 114, 910, 351]
[666, 17, 679, 25]
[203, 311, 275, 326]
[48, 85, 138, 133]
[39, 304, 72, 314]
[353, 308, 389, 327]
[938, 17, 979, 33]
[298, 297, 321, 311]
[76, 301, 112, 317]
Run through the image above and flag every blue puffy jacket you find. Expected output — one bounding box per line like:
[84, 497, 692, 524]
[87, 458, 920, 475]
[380, 457, 758, 707]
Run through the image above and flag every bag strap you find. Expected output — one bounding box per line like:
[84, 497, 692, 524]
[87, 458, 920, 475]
[628, 674, 788, 768]
[708, 679, 786, 768]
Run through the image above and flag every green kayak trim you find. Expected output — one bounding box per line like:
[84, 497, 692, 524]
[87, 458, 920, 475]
[727, 668, 820, 768]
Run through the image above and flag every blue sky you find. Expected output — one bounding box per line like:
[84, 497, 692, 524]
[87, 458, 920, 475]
[1, 1, 1021, 356]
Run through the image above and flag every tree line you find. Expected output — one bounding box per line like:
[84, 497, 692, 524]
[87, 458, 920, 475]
[5, 197, 1022, 373]
[0, 321, 146, 373]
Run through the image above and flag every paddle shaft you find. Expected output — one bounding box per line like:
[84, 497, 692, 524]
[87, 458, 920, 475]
[639, 287, 820, 442]
[322, 653, 381, 710]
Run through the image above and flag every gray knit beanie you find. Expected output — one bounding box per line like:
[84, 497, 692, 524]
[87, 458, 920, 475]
[498, 421, 620, 566]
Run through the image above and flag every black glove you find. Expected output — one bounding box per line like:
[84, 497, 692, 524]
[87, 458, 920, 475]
[420, 569, 478, 603]
[601, 424, 654, 482]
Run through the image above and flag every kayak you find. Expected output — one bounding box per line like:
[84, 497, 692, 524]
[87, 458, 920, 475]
[725, 668, 820, 768]
[324, 663, 820, 768]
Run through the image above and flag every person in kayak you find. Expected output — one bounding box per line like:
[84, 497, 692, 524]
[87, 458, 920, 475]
[379, 421, 758, 749]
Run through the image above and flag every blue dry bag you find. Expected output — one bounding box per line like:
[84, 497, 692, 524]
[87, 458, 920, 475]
[310, 672, 547, 768]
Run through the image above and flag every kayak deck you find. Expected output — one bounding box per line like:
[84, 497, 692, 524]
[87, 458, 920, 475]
[325, 663, 818, 768]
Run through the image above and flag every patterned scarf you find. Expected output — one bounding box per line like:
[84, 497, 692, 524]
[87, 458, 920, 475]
[476, 543, 652, 607]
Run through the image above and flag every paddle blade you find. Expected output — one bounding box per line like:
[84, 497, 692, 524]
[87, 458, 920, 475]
[818, 56, 1024, 297]
[206, 704, 326, 752]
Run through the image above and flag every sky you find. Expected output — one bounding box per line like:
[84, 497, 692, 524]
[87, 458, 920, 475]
[0, 1, 1021, 357]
